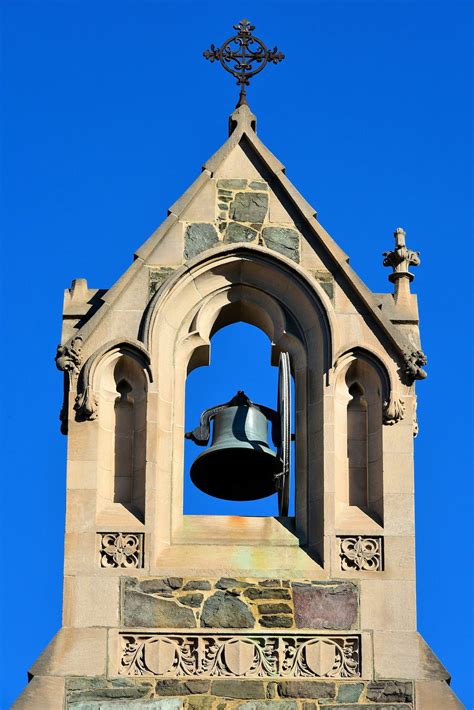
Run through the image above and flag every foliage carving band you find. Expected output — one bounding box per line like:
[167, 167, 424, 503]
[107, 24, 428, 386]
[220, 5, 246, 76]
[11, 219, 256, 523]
[120, 632, 361, 679]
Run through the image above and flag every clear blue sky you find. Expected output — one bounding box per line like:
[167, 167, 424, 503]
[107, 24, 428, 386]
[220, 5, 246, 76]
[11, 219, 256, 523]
[1, 1, 472, 707]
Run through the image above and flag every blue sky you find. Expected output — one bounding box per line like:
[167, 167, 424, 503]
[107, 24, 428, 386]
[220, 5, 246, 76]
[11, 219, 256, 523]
[1, 1, 472, 707]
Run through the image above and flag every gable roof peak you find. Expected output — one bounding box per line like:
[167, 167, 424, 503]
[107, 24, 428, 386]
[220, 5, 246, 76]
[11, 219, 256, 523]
[229, 103, 257, 136]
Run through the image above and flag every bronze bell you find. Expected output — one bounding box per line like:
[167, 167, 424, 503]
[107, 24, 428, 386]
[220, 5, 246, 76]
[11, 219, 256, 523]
[185, 391, 281, 501]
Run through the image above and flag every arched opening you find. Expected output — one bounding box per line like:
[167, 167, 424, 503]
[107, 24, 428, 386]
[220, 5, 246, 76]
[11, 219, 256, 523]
[96, 352, 147, 523]
[184, 322, 295, 517]
[335, 357, 384, 527]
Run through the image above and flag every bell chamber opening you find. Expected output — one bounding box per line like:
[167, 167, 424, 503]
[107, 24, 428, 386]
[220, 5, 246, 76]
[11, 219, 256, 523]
[184, 323, 295, 517]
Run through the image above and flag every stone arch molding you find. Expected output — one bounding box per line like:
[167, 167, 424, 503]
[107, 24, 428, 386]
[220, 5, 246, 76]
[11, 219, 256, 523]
[140, 246, 336, 554]
[74, 339, 153, 421]
[332, 346, 405, 426]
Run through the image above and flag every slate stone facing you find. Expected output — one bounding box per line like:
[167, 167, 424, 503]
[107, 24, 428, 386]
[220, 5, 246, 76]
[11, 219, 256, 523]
[140, 578, 183, 595]
[277, 681, 336, 699]
[366, 680, 413, 702]
[184, 223, 219, 260]
[218, 179, 247, 190]
[216, 578, 252, 590]
[211, 680, 266, 699]
[230, 192, 269, 223]
[260, 614, 293, 628]
[249, 181, 268, 191]
[244, 588, 291, 601]
[178, 593, 203, 608]
[201, 591, 255, 628]
[236, 703, 297, 710]
[225, 222, 259, 243]
[319, 706, 412, 710]
[123, 590, 196, 628]
[155, 680, 210, 696]
[183, 580, 211, 591]
[262, 227, 300, 262]
[335, 682, 365, 702]
[257, 603, 292, 614]
[69, 702, 182, 710]
[292, 582, 358, 630]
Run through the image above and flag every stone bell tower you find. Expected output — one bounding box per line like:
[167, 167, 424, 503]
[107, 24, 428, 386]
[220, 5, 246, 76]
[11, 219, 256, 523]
[14, 19, 463, 710]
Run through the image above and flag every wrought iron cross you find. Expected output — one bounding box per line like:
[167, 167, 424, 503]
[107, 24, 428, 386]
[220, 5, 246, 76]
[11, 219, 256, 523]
[204, 19, 284, 107]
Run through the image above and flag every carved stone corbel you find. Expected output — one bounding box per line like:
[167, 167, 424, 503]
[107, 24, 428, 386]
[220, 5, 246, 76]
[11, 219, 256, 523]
[74, 385, 98, 421]
[402, 348, 427, 384]
[55, 335, 83, 382]
[382, 394, 406, 425]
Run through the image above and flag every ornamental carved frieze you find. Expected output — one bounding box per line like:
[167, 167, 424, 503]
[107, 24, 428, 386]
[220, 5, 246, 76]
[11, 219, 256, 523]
[120, 632, 360, 679]
[338, 536, 383, 572]
[99, 533, 144, 568]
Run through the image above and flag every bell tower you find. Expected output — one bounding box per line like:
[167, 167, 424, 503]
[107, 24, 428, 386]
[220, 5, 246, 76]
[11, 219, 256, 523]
[13, 20, 463, 710]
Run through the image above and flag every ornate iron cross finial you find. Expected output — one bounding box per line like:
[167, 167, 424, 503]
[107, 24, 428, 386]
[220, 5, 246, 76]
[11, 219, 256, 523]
[204, 19, 284, 107]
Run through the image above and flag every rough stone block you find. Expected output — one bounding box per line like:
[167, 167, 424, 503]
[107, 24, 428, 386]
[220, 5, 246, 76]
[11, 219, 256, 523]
[184, 224, 218, 260]
[201, 591, 255, 628]
[183, 580, 211, 591]
[260, 614, 293, 628]
[225, 222, 258, 243]
[262, 227, 300, 262]
[366, 680, 413, 702]
[155, 680, 210, 696]
[249, 181, 268, 190]
[335, 682, 364, 702]
[257, 603, 292, 614]
[69, 702, 183, 710]
[216, 578, 252, 590]
[211, 680, 266, 699]
[230, 192, 268, 223]
[178, 593, 203, 608]
[320, 706, 411, 710]
[244, 588, 291, 601]
[292, 583, 357, 629]
[218, 179, 247, 189]
[236, 703, 297, 709]
[123, 590, 195, 628]
[277, 681, 336, 699]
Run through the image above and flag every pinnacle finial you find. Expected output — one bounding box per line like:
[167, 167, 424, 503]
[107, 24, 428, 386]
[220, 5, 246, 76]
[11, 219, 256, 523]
[203, 19, 285, 108]
[383, 227, 420, 302]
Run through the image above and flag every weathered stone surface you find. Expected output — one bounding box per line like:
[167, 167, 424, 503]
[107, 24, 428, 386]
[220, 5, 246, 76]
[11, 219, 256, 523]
[336, 682, 364, 702]
[187, 697, 214, 710]
[139, 578, 183, 595]
[218, 203, 229, 210]
[244, 588, 291, 601]
[366, 680, 413, 702]
[201, 591, 255, 628]
[236, 703, 297, 709]
[68, 686, 152, 701]
[230, 193, 268, 223]
[258, 579, 281, 587]
[320, 706, 412, 710]
[249, 181, 268, 190]
[260, 615, 293, 628]
[183, 580, 211, 591]
[155, 680, 210, 696]
[178, 593, 203, 608]
[70, 702, 182, 710]
[225, 222, 258, 243]
[184, 223, 219, 260]
[278, 681, 336, 699]
[292, 583, 357, 629]
[262, 227, 299, 261]
[211, 680, 266, 699]
[123, 590, 195, 628]
[218, 179, 247, 189]
[257, 603, 292, 614]
[216, 578, 251, 590]
[66, 678, 107, 691]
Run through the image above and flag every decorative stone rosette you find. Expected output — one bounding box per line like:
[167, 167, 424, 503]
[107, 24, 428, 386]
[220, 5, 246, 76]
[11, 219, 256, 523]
[338, 536, 383, 572]
[99, 532, 144, 568]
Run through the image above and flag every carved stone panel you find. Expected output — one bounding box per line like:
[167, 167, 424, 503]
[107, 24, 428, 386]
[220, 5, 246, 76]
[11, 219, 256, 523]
[99, 532, 144, 569]
[119, 632, 361, 679]
[337, 536, 383, 572]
